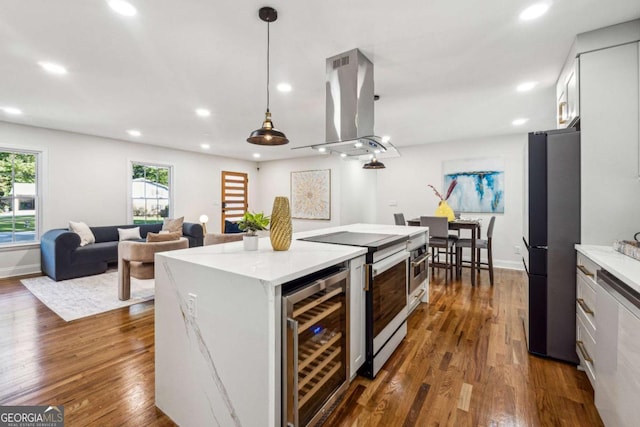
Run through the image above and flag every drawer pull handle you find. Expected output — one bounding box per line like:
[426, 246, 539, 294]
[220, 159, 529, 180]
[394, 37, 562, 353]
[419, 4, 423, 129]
[413, 288, 426, 302]
[577, 265, 594, 277]
[576, 298, 594, 316]
[576, 340, 593, 363]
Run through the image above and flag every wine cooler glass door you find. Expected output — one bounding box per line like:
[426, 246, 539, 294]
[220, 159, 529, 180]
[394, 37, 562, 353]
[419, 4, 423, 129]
[283, 268, 350, 427]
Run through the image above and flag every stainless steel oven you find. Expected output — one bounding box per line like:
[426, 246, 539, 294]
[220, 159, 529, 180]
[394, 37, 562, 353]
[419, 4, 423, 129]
[297, 231, 409, 379]
[407, 234, 429, 314]
[364, 243, 410, 378]
[282, 266, 350, 427]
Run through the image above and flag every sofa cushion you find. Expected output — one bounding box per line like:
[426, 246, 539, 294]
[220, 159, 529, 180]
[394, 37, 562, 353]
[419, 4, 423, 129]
[162, 217, 184, 235]
[75, 241, 119, 264]
[147, 231, 181, 242]
[224, 220, 242, 233]
[91, 224, 163, 242]
[69, 221, 95, 246]
[118, 227, 142, 241]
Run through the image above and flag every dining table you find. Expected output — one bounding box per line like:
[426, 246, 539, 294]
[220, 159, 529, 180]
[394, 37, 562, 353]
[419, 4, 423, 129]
[406, 217, 482, 286]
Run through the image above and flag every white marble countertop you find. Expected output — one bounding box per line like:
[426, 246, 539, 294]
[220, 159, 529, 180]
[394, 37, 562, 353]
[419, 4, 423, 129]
[158, 223, 428, 287]
[576, 244, 640, 294]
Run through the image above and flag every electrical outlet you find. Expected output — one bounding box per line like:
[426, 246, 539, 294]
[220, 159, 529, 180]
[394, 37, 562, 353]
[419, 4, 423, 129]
[514, 245, 521, 254]
[187, 293, 197, 318]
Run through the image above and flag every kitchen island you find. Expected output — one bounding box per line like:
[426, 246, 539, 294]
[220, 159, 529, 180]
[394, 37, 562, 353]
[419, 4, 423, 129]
[155, 224, 428, 427]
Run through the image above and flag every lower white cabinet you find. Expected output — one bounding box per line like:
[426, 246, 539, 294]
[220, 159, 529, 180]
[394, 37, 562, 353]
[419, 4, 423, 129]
[576, 246, 640, 427]
[595, 276, 640, 427]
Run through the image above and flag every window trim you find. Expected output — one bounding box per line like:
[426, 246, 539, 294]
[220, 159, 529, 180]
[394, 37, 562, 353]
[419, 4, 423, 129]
[127, 160, 174, 224]
[0, 146, 43, 247]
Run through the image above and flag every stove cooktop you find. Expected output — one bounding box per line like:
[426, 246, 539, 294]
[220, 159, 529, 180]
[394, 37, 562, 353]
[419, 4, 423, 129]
[299, 231, 407, 251]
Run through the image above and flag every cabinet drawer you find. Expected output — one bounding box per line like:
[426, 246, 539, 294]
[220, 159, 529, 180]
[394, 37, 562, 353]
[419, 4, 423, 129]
[577, 253, 599, 287]
[576, 314, 596, 387]
[577, 273, 596, 333]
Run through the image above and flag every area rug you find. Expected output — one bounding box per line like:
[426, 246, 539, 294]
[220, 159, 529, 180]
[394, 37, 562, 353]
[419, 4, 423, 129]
[20, 271, 154, 322]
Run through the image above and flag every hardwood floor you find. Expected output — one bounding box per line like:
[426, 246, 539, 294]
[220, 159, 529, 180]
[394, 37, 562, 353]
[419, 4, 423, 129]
[0, 269, 602, 426]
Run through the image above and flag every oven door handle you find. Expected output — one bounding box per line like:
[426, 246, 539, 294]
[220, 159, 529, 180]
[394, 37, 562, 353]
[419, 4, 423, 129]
[372, 250, 410, 276]
[411, 253, 431, 267]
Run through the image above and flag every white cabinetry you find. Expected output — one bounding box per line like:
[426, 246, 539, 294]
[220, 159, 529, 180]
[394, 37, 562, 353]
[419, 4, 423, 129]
[556, 58, 579, 128]
[349, 255, 366, 378]
[579, 41, 640, 244]
[576, 253, 597, 386]
[595, 272, 640, 427]
[575, 246, 640, 427]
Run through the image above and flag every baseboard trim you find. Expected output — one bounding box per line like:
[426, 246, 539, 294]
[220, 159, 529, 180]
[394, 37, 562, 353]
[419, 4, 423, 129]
[0, 264, 42, 279]
[494, 260, 525, 271]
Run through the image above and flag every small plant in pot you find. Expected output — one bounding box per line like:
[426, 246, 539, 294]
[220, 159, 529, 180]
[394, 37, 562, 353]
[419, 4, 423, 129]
[238, 211, 270, 250]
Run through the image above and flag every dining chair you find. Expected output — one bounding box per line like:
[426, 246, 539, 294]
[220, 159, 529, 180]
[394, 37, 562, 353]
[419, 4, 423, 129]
[393, 213, 406, 226]
[456, 216, 495, 285]
[420, 216, 457, 282]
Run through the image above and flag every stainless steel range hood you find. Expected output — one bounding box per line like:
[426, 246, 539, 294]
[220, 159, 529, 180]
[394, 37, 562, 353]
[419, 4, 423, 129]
[294, 48, 399, 158]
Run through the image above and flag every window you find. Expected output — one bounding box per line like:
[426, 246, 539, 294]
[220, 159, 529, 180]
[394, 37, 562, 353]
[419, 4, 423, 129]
[0, 150, 38, 245]
[131, 162, 172, 224]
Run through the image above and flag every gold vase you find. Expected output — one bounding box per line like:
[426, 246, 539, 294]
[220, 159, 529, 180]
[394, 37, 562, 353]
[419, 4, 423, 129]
[270, 196, 292, 251]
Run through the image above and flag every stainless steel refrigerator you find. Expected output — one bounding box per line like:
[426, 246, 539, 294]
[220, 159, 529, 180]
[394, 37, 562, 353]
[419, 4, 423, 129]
[522, 128, 580, 364]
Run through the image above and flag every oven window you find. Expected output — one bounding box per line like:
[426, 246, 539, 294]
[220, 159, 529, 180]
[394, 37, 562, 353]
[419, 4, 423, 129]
[373, 261, 407, 337]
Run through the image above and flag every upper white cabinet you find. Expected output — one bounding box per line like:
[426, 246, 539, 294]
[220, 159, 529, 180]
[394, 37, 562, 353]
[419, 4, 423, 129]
[556, 57, 580, 128]
[579, 40, 640, 244]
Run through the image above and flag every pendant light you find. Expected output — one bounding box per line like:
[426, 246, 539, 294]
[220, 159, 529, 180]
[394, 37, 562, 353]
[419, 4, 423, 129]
[247, 7, 289, 146]
[363, 157, 386, 169]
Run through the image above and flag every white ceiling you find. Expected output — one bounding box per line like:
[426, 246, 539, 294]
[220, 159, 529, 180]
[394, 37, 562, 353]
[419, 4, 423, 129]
[1, 1, 639, 161]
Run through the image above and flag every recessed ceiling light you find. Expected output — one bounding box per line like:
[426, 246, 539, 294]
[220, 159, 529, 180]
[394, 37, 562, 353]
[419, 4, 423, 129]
[108, 0, 137, 17]
[195, 108, 211, 117]
[127, 129, 141, 137]
[38, 61, 67, 75]
[517, 81, 538, 92]
[381, 135, 391, 143]
[277, 83, 292, 93]
[519, 3, 549, 21]
[512, 118, 529, 126]
[354, 142, 363, 148]
[1, 107, 23, 115]
[253, 153, 261, 158]
[318, 147, 327, 153]
[200, 143, 210, 149]
[340, 153, 347, 158]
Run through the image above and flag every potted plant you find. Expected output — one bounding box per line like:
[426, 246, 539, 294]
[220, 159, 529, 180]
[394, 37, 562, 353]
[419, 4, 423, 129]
[238, 211, 270, 251]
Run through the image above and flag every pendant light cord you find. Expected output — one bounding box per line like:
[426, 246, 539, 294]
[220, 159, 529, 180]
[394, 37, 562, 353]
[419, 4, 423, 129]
[266, 20, 270, 113]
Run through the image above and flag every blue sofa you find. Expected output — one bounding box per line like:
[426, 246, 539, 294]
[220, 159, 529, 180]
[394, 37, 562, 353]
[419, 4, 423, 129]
[40, 222, 203, 281]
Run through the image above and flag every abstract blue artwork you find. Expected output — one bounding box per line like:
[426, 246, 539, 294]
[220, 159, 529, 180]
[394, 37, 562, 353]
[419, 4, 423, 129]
[443, 158, 505, 213]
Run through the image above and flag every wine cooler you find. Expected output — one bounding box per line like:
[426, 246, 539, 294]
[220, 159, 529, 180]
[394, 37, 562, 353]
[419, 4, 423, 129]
[282, 267, 350, 427]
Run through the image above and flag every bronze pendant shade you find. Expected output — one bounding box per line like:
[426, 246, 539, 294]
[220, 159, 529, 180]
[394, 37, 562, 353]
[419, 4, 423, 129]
[363, 157, 386, 169]
[247, 7, 289, 146]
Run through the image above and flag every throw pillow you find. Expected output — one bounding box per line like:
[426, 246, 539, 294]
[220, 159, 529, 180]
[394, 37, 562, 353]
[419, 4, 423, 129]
[118, 227, 142, 241]
[69, 221, 95, 247]
[147, 231, 181, 242]
[162, 217, 184, 236]
[224, 220, 242, 234]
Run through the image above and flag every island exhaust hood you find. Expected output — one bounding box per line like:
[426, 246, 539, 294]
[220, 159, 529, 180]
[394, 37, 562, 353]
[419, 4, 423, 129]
[294, 48, 399, 158]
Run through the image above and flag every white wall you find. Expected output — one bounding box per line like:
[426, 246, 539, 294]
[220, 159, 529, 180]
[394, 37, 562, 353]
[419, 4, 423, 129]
[0, 121, 257, 278]
[255, 155, 376, 232]
[256, 134, 526, 270]
[375, 134, 526, 269]
[376, 135, 527, 269]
